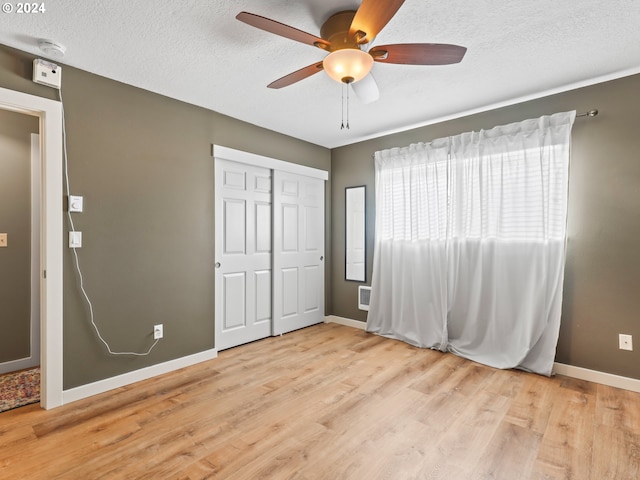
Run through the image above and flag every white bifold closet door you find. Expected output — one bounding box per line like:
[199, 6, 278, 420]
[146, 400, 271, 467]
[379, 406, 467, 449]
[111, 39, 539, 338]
[215, 157, 325, 351]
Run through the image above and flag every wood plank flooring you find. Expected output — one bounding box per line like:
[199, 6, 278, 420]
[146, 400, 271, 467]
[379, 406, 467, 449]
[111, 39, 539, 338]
[0, 323, 638, 479]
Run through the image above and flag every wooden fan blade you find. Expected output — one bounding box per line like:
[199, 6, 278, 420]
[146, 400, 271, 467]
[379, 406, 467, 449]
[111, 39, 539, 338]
[268, 62, 324, 89]
[349, 0, 406, 43]
[369, 43, 467, 65]
[237, 12, 330, 50]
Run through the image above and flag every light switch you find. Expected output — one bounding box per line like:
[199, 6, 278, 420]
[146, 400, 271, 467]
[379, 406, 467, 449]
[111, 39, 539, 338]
[0, 233, 7, 247]
[69, 231, 82, 248]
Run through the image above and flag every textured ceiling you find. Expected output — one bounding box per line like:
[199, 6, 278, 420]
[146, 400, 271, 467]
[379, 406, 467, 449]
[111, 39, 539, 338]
[1, 0, 639, 148]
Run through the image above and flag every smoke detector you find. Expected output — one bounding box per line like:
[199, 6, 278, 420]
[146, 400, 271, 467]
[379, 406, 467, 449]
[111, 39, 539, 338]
[38, 39, 66, 59]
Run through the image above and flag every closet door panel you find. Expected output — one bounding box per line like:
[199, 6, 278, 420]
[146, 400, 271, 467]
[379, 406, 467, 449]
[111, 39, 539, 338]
[273, 171, 325, 335]
[215, 160, 272, 350]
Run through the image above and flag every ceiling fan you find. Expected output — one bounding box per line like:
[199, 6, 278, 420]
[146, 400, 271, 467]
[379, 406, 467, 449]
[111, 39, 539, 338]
[236, 0, 467, 104]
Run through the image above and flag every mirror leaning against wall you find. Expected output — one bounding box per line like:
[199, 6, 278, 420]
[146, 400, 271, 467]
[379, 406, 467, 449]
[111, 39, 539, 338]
[345, 186, 366, 282]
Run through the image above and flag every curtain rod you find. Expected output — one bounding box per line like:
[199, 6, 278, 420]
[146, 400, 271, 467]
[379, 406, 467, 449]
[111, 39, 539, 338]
[376, 110, 599, 158]
[577, 109, 598, 118]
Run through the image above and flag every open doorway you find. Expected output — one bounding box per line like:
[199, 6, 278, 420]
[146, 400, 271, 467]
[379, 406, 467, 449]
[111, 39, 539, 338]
[0, 111, 39, 372]
[0, 86, 63, 409]
[0, 111, 41, 412]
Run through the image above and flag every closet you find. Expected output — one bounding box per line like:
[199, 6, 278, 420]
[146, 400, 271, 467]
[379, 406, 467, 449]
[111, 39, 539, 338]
[214, 146, 327, 350]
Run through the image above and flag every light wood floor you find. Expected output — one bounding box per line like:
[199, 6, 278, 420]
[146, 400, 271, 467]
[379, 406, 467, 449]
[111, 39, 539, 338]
[1, 323, 638, 479]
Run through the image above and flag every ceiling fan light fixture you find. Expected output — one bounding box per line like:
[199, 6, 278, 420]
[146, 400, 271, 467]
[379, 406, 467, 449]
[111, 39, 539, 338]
[323, 48, 373, 84]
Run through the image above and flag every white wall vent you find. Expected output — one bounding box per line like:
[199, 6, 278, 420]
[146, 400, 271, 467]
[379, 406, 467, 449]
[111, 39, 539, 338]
[358, 286, 371, 311]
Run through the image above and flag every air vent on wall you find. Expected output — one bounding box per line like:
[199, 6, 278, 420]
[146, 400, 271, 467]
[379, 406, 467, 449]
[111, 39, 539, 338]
[358, 286, 371, 311]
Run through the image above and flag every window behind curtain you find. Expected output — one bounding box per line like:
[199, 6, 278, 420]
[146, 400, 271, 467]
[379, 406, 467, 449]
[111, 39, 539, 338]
[368, 111, 575, 376]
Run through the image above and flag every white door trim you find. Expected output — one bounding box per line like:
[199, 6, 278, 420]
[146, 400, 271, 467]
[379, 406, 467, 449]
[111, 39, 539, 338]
[0, 86, 64, 409]
[213, 145, 329, 181]
[30, 133, 42, 369]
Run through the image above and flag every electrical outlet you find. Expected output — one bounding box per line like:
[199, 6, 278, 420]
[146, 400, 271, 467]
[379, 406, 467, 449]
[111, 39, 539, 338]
[154, 324, 163, 340]
[619, 334, 633, 351]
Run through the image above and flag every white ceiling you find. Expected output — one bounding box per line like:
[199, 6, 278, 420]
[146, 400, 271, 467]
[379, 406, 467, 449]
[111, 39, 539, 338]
[1, 0, 639, 148]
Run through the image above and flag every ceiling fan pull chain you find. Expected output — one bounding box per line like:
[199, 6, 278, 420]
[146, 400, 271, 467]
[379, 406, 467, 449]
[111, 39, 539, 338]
[346, 83, 350, 130]
[341, 83, 346, 130]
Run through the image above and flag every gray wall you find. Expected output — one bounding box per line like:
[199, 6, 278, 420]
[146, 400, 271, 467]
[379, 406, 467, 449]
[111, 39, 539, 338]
[331, 73, 640, 380]
[4, 38, 638, 387]
[0, 109, 38, 364]
[0, 45, 331, 389]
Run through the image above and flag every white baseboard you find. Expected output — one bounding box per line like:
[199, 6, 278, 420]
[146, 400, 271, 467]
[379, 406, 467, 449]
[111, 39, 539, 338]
[553, 362, 640, 393]
[0, 355, 38, 375]
[62, 348, 218, 405]
[59, 324, 640, 405]
[324, 315, 366, 330]
[325, 316, 640, 393]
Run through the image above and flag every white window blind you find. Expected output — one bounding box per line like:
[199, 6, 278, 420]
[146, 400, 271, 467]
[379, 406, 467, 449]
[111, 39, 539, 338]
[376, 133, 570, 242]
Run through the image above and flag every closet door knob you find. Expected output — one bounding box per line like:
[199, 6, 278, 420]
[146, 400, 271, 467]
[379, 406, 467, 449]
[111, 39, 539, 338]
[320, 256, 324, 261]
[215, 262, 221, 268]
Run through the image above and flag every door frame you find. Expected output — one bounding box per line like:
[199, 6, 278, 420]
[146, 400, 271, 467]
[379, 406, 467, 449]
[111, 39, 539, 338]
[30, 133, 41, 369]
[212, 146, 328, 348]
[0, 86, 64, 409]
[213, 146, 329, 182]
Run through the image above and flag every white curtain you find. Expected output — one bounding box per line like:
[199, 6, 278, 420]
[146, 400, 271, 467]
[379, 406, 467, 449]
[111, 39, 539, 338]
[367, 111, 575, 376]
